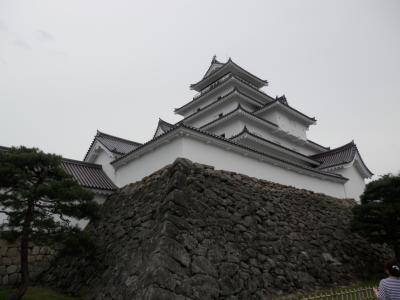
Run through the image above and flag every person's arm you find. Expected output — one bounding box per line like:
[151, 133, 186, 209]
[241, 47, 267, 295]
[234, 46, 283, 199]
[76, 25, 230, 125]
[373, 287, 379, 298]
[376, 280, 387, 300]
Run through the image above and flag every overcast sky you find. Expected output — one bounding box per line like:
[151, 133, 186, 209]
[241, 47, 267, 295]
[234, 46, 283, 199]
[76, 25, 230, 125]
[0, 0, 399, 177]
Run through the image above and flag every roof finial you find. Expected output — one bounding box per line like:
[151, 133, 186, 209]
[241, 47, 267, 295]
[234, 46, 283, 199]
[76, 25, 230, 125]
[276, 94, 288, 105]
[212, 55, 217, 63]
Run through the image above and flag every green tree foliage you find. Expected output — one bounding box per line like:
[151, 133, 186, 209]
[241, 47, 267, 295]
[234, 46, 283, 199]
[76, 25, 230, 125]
[352, 174, 400, 260]
[0, 147, 99, 300]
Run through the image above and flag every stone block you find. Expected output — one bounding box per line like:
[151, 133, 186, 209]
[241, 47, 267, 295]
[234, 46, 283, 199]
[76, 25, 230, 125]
[2, 257, 12, 266]
[31, 246, 39, 255]
[6, 247, 18, 257]
[8, 273, 18, 285]
[145, 286, 185, 300]
[40, 247, 50, 255]
[11, 256, 20, 265]
[192, 256, 217, 277]
[158, 237, 190, 267]
[0, 246, 8, 256]
[7, 265, 18, 274]
[188, 274, 219, 299]
[2, 275, 8, 285]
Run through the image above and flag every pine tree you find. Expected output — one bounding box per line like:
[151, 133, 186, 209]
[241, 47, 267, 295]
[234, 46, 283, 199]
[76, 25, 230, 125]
[352, 174, 400, 260]
[0, 147, 98, 300]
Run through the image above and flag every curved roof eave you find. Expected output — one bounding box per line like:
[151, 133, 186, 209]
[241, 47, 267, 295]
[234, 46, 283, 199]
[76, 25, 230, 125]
[199, 104, 279, 131]
[255, 101, 316, 125]
[312, 141, 373, 178]
[181, 89, 264, 123]
[190, 59, 268, 91]
[231, 127, 321, 166]
[111, 124, 347, 183]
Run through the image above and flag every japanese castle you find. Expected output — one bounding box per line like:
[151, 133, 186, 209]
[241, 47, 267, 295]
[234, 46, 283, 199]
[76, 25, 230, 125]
[80, 57, 372, 201]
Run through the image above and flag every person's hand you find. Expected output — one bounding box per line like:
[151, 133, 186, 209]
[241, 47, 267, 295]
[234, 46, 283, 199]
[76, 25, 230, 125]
[373, 287, 379, 298]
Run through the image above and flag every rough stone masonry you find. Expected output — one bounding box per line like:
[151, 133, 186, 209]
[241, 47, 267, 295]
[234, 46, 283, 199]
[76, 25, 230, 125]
[43, 158, 391, 300]
[0, 240, 55, 286]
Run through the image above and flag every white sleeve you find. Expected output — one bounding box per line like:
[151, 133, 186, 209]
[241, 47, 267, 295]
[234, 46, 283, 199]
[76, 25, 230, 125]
[378, 280, 387, 300]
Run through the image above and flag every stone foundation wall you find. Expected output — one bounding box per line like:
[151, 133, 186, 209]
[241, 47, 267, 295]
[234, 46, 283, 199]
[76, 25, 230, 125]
[0, 239, 55, 286]
[44, 159, 391, 299]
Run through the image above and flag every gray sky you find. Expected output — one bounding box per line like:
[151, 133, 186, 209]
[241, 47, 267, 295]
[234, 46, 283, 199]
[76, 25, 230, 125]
[0, 0, 399, 178]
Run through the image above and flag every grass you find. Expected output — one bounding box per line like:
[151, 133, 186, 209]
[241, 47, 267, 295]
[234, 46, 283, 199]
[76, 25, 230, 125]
[0, 287, 81, 300]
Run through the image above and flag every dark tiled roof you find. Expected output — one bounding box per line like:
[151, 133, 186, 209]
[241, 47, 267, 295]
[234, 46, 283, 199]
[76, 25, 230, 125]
[255, 99, 316, 123]
[200, 104, 278, 130]
[158, 119, 175, 132]
[0, 145, 10, 151]
[84, 131, 142, 161]
[230, 126, 321, 166]
[190, 58, 268, 91]
[310, 142, 372, 176]
[61, 158, 117, 191]
[179, 88, 264, 124]
[310, 141, 356, 169]
[202, 56, 224, 79]
[153, 119, 176, 138]
[96, 131, 142, 155]
[176, 73, 274, 114]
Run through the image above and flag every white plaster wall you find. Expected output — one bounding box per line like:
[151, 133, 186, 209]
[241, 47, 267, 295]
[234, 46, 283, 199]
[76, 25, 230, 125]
[208, 119, 246, 138]
[112, 136, 347, 199]
[184, 86, 233, 117]
[92, 149, 116, 182]
[276, 113, 308, 140]
[210, 118, 297, 150]
[187, 98, 256, 129]
[257, 110, 278, 124]
[258, 110, 308, 140]
[335, 165, 366, 201]
[115, 139, 184, 187]
[181, 137, 346, 198]
[187, 100, 241, 129]
[242, 138, 315, 167]
[206, 117, 319, 156]
[184, 78, 271, 117]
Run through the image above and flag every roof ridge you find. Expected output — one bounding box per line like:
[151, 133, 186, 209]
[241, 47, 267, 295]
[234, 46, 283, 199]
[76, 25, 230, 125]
[191, 58, 268, 90]
[255, 99, 316, 122]
[200, 104, 278, 130]
[62, 158, 103, 169]
[230, 127, 321, 164]
[97, 130, 142, 146]
[158, 118, 175, 127]
[112, 123, 346, 181]
[311, 141, 356, 158]
[177, 73, 275, 114]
